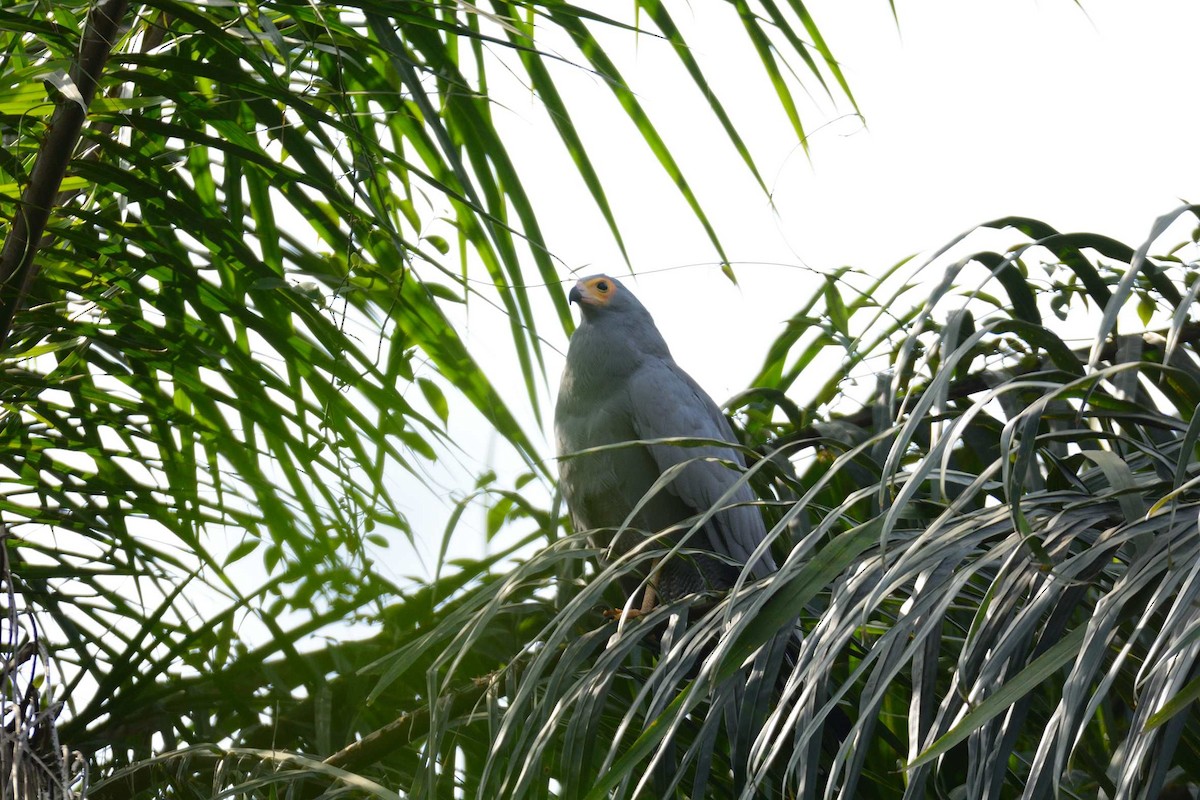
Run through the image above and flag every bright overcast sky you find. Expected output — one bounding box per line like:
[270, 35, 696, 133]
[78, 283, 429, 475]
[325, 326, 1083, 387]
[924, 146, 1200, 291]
[470, 0, 1200, 397]
[398, 0, 1200, 576]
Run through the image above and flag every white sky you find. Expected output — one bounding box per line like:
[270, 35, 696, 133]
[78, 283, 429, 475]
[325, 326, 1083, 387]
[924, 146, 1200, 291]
[394, 0, 1200, 580]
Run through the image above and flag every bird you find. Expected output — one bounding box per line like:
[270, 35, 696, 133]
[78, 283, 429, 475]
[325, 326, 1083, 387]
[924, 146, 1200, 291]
[554, 274, 776, 616]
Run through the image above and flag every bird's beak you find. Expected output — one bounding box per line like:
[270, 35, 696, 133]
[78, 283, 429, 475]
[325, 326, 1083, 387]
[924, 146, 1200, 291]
[568, 282, 584, 305]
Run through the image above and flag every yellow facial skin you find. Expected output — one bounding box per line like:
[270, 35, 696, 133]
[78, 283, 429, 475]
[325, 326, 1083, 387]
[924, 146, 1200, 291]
[572, 275, 618, 307]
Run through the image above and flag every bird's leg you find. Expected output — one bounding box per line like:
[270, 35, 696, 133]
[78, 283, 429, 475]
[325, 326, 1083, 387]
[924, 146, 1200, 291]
[639, 581, 659, 615]
[602, 588, 650, 621]
[603, 565, 660, 622]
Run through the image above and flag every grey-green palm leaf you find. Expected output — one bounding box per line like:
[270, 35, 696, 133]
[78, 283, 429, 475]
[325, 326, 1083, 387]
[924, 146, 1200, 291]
[383, 208, 1200, 799]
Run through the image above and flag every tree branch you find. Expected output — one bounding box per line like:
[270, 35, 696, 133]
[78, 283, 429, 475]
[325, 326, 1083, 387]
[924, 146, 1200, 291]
[0, 0, 130, 350]
[322, 677, 489, 773]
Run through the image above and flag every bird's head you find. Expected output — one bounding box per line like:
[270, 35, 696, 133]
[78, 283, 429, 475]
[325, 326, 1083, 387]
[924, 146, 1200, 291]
[565, 273, 669, 359]
[568, 274, 642, 320]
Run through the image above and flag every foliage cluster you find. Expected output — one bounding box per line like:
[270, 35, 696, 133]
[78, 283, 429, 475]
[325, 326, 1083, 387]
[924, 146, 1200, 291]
[375, 210, 1200, 799]
[1, 1, 1197, 799]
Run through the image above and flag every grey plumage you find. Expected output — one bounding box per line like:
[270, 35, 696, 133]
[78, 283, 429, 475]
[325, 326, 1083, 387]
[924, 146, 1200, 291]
[554, 274, 775, 609]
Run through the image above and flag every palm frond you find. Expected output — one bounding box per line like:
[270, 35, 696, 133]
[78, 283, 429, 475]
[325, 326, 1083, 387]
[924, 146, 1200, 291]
[1, 0, 855, 794]
[375, 208, 1200, 799]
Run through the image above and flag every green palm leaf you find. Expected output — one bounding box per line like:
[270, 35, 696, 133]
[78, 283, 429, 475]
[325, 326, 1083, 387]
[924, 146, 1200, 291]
[1, 0, 856, 796]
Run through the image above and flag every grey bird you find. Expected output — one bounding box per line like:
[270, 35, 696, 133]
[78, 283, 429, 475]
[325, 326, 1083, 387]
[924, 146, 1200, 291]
[554, 274, 776, 615]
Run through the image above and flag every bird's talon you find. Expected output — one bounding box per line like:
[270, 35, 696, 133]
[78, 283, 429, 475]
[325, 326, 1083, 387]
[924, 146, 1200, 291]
[603, 608, 643, 621]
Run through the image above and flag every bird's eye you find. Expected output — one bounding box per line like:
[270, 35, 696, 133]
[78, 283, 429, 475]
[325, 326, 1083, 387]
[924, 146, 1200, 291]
[596, 280, 609, 293]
